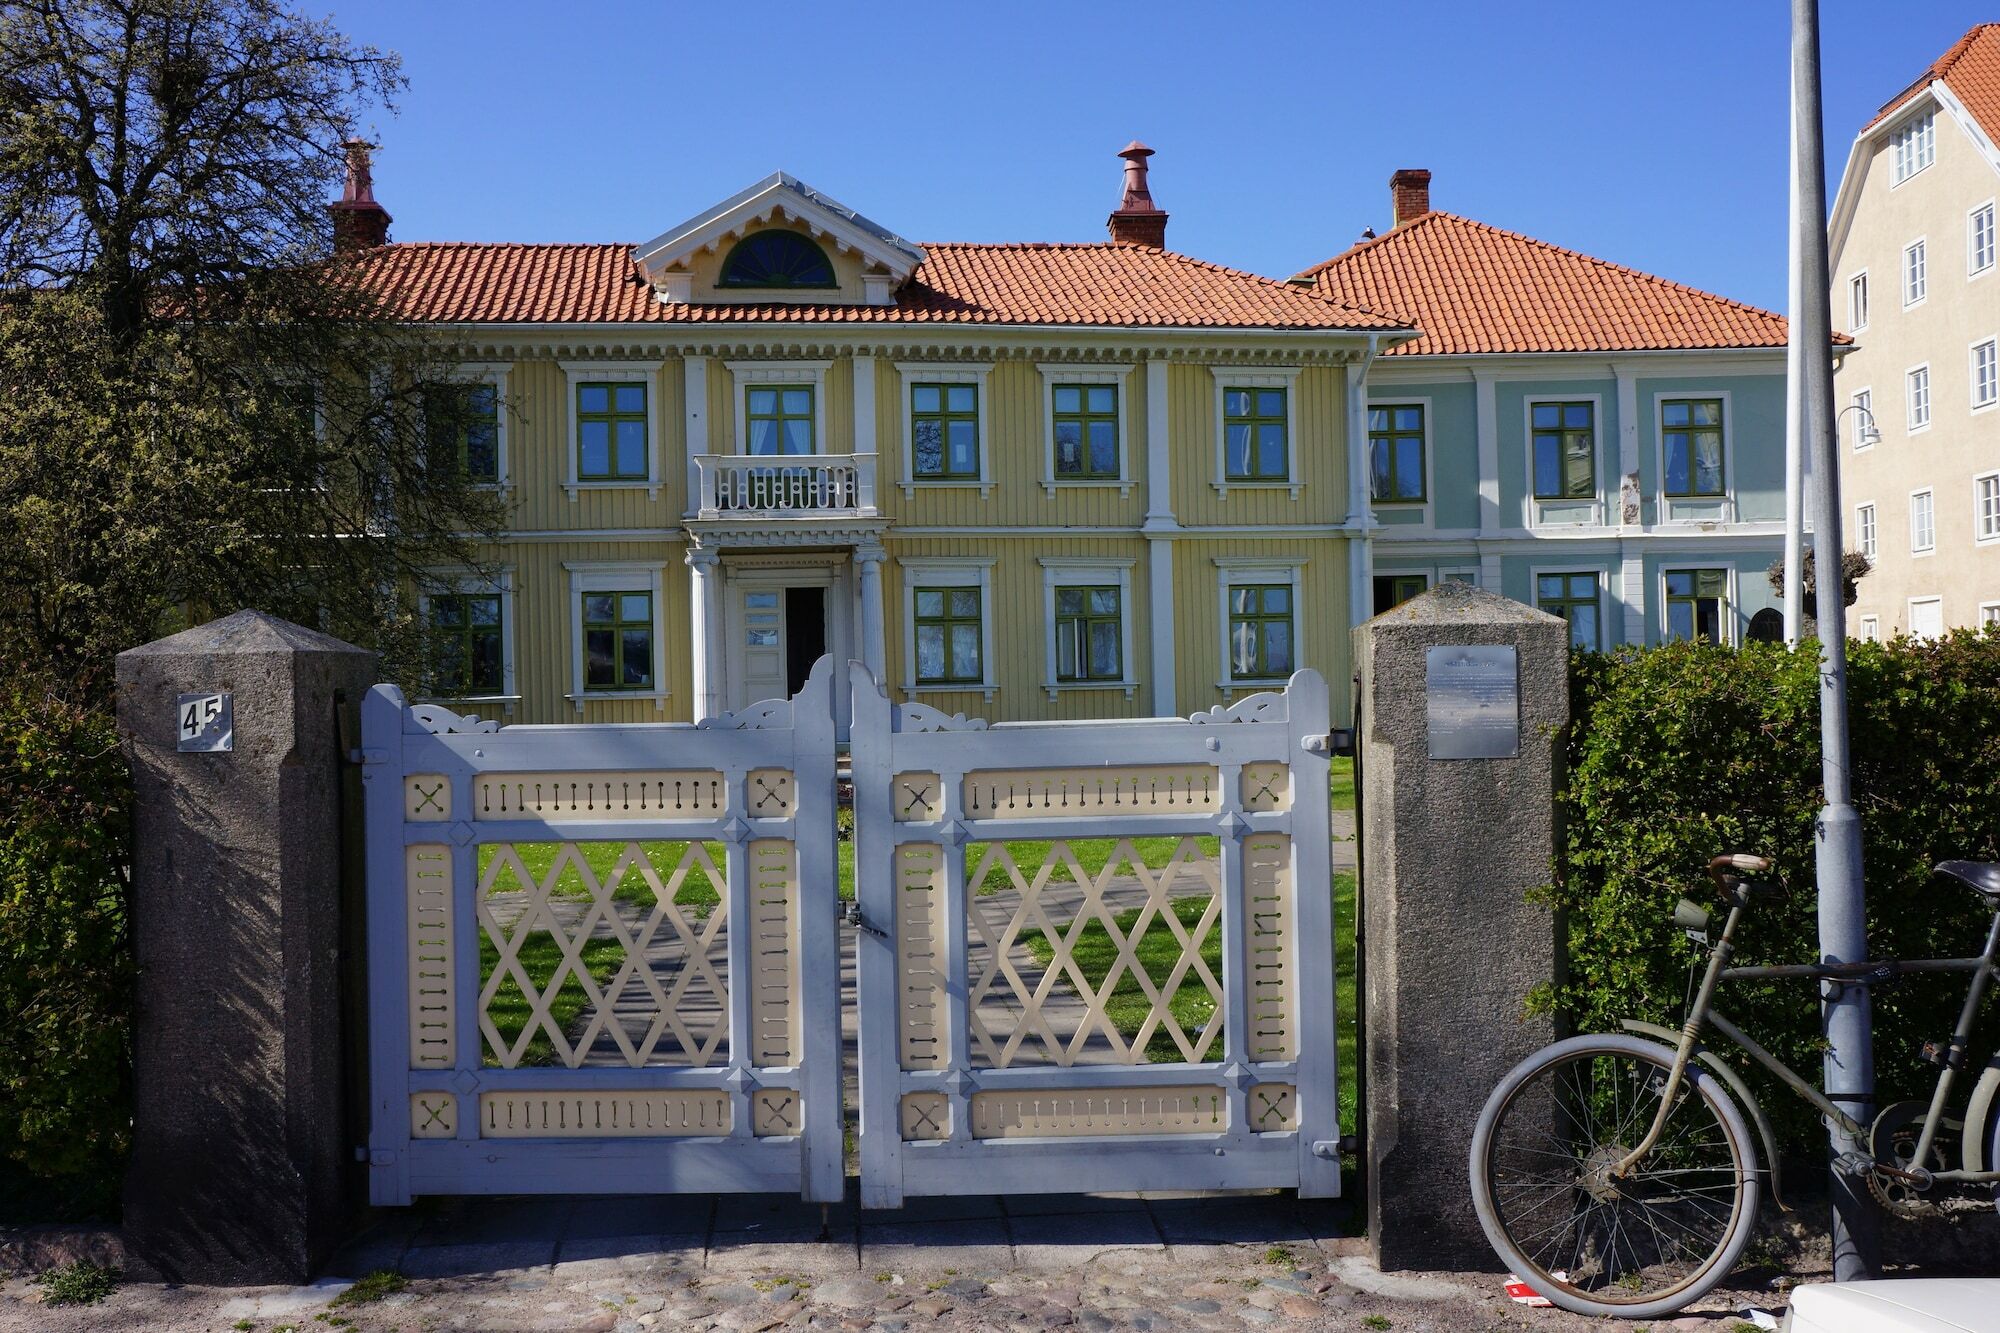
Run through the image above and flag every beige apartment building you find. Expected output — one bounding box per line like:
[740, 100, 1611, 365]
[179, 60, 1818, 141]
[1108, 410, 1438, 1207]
[1832, 23, 2000, 639]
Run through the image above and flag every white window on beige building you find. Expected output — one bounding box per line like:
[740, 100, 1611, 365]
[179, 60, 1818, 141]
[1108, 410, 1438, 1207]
[1973, 339, 1998, 411]
[1977, 473, 2000, 544]
[1911, 488, 1936, 554]
[1848, 272, 1869, 331]
[1983, 603, 2000, 631]
[1859, 614, 1881, 642]
[1971, 201, 1996, 277]
[1904, 238, 1928, 307]
[1857, 501, 1877, 558]
[1908, 365, 1932, 431]
[1851, 388, 1874, 449]
[1893, 110, 1936, 184]
[1909, 596, 1944, 640]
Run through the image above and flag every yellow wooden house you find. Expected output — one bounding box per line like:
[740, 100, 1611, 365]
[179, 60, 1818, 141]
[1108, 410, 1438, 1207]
[346, 143, 1410, 729]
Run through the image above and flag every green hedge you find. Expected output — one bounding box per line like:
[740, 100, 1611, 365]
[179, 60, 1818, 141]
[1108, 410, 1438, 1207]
[0, 677, 131, 1219]
[1539, 634, 2000, 1155]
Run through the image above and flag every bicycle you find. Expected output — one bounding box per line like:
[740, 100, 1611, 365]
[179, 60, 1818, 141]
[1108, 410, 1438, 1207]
[1467, 852, 2000, 1319]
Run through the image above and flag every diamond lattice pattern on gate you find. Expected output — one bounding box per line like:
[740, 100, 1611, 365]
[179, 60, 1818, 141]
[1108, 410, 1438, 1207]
[475, 840, 730, 1068]
[965, 836, 1224, 1068]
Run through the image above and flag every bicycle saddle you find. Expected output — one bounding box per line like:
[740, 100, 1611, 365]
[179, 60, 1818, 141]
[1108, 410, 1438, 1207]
[1934, 860, 2000, 902]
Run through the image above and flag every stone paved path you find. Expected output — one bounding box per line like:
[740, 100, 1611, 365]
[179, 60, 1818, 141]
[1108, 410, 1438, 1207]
[4, 1186, 1802, 1333]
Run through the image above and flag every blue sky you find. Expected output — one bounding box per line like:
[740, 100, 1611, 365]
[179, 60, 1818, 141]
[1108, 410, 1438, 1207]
[325, 0, 1988, 312]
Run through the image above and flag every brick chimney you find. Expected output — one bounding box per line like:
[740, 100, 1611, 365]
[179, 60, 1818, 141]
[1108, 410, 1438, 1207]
[329, 138, 392, 252]
[1389, 168, 1431, 229]
[1107, 141, 1168, 248]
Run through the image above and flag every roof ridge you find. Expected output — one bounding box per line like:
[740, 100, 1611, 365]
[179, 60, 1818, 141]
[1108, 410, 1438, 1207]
[1863, 22, 2000, 133]
[1300, 210, 1786, 323]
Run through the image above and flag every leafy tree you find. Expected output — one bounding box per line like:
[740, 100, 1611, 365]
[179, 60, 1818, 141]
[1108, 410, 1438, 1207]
[0, 0, 505, 684]
[1766, 547, 1873, 640]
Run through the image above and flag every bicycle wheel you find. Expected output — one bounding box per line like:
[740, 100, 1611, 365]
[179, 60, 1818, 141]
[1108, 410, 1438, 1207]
[1469, 1033, 1759, 1320]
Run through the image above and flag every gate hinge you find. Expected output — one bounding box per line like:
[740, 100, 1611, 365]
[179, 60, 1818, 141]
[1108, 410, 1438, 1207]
[1304, 729, 1356, 757]
[1311, 1139, 1341, 1159]
[843, 901, 888, 940]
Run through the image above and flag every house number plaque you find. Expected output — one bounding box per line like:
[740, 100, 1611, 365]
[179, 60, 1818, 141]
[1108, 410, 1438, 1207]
[1425, 646, 1517, 760]
[176, 692, 234, 753]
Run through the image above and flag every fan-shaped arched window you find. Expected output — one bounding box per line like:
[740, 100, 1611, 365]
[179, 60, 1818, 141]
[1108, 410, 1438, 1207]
[717, 231, 837, 289]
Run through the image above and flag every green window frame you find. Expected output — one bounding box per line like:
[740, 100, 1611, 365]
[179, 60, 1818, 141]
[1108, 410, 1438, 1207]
[1055, 585, 1123, 682]
[1227, 584, 1295, 681]
[1536, 572, 1601, 649]
[911, 383, 979, 478]
[1661, 398, 1726, 498]
[1368, 403, 1426, 502]
[430, 592, 504, 696]
[1053, 384, 1120, 479]
[746, 385, 815, 457]
[577, 382, 648, 480]
[914, 586, 983, 685]
[1531, 401, 1595, 500]
[427, 382, 500, 484]
[1224, 387, 1290, 481]
[1664, 569, 1728, 642]
[582, 590, 654, 690]
[1372, 574, 1429, 615]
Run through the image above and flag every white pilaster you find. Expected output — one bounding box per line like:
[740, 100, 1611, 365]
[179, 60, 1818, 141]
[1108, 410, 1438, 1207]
[1614, 364, 1641, 527]
[1344, 361, 1375, 626]
[1144, 359, 1172, 523]
[1620, 554, 1647, 646]
[1473, 369, 1500, 534]
[687, 546, 725, 720]
[683, 355, 709, 519]
[855, 542, 887, 682]
[1147, 538, 1176, 716]
[1141, 359, 1179, 715]
[852, 353, 876, 461]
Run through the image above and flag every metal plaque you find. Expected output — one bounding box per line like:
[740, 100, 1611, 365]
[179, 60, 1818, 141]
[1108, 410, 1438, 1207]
[176, 691, 234, 753]
[1425, 646, 1518, 760]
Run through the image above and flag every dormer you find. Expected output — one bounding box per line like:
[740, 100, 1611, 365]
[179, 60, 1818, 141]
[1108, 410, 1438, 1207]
[631, 172, 926, 307]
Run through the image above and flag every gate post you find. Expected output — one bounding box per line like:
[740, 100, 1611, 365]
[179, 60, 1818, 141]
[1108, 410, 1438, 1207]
[115, 610, 377, 1282]
[1353, 583, 1567, 1271]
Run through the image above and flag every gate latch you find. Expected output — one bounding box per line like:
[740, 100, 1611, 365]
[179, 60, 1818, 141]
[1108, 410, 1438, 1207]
[843, 901, 888, 940]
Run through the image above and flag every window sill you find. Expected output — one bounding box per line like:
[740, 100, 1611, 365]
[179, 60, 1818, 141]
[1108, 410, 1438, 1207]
[900, 480, 992, 498]
[566, 690, 669, 712]
[566, 481, 660, 501]
[909, 682, 998, 703]
[1042, 479, 1132, 499]
[1213, 480, 1301, 499]
[1216, 678, 1287, 701]
[1042, 680, 1138, 702]
[420, 693, 521, 715]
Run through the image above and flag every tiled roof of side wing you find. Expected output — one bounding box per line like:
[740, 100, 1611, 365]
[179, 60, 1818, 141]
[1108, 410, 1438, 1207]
[349, 240, 1407, 330]
[1294, 211, 1799, 356]
[1861, 23, 2000, 145]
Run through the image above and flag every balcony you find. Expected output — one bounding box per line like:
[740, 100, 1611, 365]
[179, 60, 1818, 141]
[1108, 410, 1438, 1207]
[694, 453, 879, 520]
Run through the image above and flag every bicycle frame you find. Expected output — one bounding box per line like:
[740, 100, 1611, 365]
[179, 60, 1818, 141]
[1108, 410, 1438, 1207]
[1616, 896, 2000, 1188]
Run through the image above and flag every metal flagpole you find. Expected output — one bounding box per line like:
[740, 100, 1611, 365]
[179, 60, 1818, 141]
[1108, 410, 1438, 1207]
[1791, 0, 1879, 1280]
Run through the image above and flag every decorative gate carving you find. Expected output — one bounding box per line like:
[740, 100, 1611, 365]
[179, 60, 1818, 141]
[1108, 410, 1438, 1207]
[361, 661, 844, 1204]
[849, 667, 1339, 1206]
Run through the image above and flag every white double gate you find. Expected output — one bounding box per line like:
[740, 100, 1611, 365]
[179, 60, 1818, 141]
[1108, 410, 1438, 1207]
[361, 661, 1339, 1206]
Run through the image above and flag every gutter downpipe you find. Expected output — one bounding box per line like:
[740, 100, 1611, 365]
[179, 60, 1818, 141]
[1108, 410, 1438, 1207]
[1347, 334, 1384, 629]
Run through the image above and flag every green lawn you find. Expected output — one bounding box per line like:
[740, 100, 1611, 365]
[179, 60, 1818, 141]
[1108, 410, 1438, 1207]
[1022, 895, 1223, 1063]
[479, 837, 858, 904]
[1333, 869, 1357, 1131]
[480, 929, 625, 1067]
[1329, 756, 1355, 813]
[968, 835, 1221, 895]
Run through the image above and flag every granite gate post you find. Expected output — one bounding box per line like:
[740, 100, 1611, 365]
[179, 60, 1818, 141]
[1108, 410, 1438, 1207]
[116, 610, 377, 1283]
[1354, 583, 1568, 1271]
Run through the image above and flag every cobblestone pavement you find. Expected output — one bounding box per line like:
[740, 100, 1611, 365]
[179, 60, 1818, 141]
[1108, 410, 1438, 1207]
[2, 1189, 1803, 1333]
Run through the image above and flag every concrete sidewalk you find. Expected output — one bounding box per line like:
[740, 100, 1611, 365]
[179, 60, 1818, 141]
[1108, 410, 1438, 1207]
[2, 1187, 1798, 1333]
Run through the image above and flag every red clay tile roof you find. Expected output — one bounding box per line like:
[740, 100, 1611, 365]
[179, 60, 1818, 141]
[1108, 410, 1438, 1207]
[1862, 23, 2000, 145]
[1293, 211, 1795, 356]
[349, 240, 1406, 331]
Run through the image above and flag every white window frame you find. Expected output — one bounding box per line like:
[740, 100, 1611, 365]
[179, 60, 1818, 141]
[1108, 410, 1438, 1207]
[1908, 596, 1944, 641]
[1210, 366, 1305, 498]
[563, 561, 669, 711]
[1982, 604, 2000, 631]
[1907, 363, 1932, 433]
[1522, 393, 1605, 527]
[898, 556, 996, 701]
[1037, 362, 1136, 497]
[1851, 387, 1875, 450]
[1659, 565, 1738, 647]
[893, 361, 993, 496]
[1856, 501, 1878, 559]
[1971, 200, 1996, 277]
[726, 359, 832, 457]
[1848, 271, 1869, 332]
[1214, 556, 1305, 697]
[1903, 237, 1928, 308]
[1910, 488, 1936, 556]
[417, 567, 519, 710]
[1972, 338, 1999, 413]
[1893, 110, 1936, 185]
[1531, 566, 1607, 650]
[560, 360, 664, 500]
[1651, 389, 1736, 520]
[439, 362, 512, 489]
[1859, 614, 1881, 643]
[1976, 472, 2000, 545]
[1039, 557, 1138, 700]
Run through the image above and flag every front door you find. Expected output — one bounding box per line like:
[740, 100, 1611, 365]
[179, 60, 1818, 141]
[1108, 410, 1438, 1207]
[727, 575, 843, 725]
[733, 588, 788, 707]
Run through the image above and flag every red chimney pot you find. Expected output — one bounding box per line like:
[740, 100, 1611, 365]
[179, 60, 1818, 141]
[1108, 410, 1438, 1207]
[330, 138, 392, 252]
[1108, 141, 1168, 248]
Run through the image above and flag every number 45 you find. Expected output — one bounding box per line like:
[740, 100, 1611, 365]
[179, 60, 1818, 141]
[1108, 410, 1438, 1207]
[182, 696, 220, 735]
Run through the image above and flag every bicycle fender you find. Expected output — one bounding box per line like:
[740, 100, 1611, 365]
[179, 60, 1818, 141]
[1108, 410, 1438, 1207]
[1620, 1018, 1789, 1213]
[1965, 1054, 2000, 1173]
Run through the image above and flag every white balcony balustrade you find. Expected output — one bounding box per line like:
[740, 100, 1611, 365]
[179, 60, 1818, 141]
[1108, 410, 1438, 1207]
[695, 453, 878, 519]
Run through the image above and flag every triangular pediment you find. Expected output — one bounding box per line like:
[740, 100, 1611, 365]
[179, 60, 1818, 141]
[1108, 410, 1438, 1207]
[630, 172, 925, 307]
